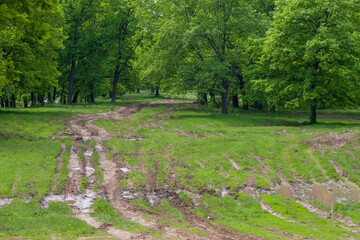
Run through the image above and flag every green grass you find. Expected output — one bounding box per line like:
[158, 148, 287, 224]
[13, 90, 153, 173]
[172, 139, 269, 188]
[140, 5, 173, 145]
[0, 138, 62, 197]
[0, 199, 101, 239]
[90, 199, 148, 233]
[96, 103, 360, 239]
[1, 93, 360, 239]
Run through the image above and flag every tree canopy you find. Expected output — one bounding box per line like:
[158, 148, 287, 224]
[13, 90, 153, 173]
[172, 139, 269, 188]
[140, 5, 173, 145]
[1, 0, 360, 123]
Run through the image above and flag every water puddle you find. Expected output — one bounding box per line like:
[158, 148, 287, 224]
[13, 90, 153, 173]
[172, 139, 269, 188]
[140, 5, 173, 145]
[85, 166, 95, 177]
[42, 190, 98, 213]
[275, 184, 295, 201]
[119, 137, 143, 141]
[84, 151, 93, 157]
[240, 187, 276, 199]
[221, 189, 229, 198]
[0, 198, 13, 206]
[311, 181, 359, 208]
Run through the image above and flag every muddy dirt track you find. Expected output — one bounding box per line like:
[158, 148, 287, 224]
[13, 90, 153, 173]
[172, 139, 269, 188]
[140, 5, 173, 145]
[46, 100, 259, 240]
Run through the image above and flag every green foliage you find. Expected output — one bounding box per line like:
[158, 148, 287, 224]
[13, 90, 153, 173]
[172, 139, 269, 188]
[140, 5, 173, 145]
[0, 199, 99, 239]
[91, 199, 148, 233]
[333, 201, 360, 223]
[80, 177, 89, 192]
[261, 0, 360, 122]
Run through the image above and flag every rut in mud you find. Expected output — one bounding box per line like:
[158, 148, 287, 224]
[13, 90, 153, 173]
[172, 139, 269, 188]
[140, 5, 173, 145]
[41, 101, 258, 240]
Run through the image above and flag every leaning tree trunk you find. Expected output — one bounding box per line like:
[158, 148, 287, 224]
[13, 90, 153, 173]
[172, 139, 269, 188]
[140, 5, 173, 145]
[310, 99, 317, 124]
[67, 59, 76, 104]
[221, 79, 229, 114]
[112, 64, 120, 103]
[72, 91, 80, 104]
[200, 93, 208, 105]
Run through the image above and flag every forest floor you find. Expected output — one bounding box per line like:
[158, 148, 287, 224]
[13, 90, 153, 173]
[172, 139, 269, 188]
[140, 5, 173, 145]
[1, 94, 360, 239]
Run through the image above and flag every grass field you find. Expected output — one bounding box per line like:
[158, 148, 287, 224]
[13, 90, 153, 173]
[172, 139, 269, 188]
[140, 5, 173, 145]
[1, 93, 360, 239]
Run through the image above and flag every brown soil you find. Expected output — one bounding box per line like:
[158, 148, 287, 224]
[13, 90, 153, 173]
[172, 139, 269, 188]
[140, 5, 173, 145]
[318, 114, 360, 120]
[306, 132, 359, 150]
[46, 101, 261, 239]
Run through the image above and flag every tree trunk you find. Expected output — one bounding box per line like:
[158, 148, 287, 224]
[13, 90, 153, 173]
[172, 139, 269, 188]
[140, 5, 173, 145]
[31, 92, 36, 106]
[0, 99, 4, 108]
[310, 99, 317, 124]
[151, 89, 154, 95]
[232, 94, 239, 108]
[155, 88, 159, 97]
[270, 103, 276, 113]
[24, 98, 28, 108]
[137, 88, 140, 94]
[112, 64, 120, 103]
[210, 91, 216, 104]
[53, 87, 57, 103]
[200, 93, 207, 105]
[11, 95, 15, 108]
[67, 59, 76, 104]
[221, 79, 229, 114]
[90, 82, 95, 103]
[39, 95, 45, 107]
[72, 91, 80, 104]
[60, 84, 65, 104]
[5, 99, 9, 108]
[47, 92, 52, 104]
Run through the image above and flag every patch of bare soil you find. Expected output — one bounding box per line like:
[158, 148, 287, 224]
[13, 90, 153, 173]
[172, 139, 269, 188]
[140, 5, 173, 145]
[223, 153, 242, 170]
[318, 114, 360, 120]
[306, 132, 359, 150]
[46, 100, 260, 239]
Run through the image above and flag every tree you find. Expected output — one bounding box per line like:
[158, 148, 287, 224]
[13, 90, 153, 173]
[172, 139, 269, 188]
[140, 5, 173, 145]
[60, 0, 100, 104]
[0, 0, 60, 96]
[262, 0, 360, 123]
[101, 0, 141, 103]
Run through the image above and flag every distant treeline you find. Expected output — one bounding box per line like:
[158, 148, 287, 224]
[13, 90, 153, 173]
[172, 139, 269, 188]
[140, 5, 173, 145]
[1, 0, 360, 123]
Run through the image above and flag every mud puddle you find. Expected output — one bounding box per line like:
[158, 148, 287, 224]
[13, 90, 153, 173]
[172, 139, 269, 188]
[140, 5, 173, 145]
[0, 198, 13, 206]
[42, 190, 101, 213]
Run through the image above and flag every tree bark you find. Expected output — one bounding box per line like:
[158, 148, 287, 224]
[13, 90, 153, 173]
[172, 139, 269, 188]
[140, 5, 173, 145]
[39, 95, 45, 107]
[72, 90, 80, 104]
[112, 64, 120, 103]
[270, 103, 276, 113]
[221, 79, 229, 114]
[200, 93, 208, 105]
[232, 94, 239, 108]
[53, 87, 56, 103]
[310, 99, 317, 124]
[137, 88, 140, 94]
[10, 95, 16, 108]
[67, 59, 76, 104]
[0, 99, 4, 108]
[24, 98, 28, 108]
[155, 88, 159, 97]
[90, 82, 95, 103]
[5, 99, 9, 108]
[47, 92, 52, 104]
[31, 92, 36, 106]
